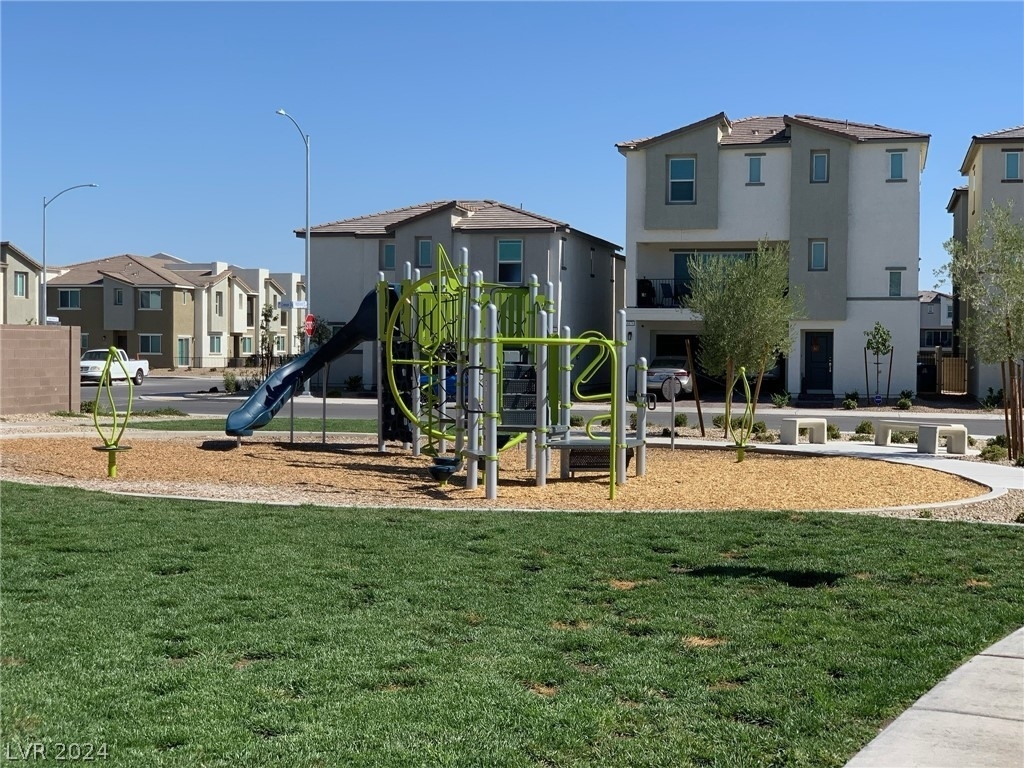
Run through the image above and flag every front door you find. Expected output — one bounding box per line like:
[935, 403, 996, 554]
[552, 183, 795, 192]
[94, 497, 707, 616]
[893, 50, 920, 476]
[804, 331, 833, 393]
[177, 337, 190, 367]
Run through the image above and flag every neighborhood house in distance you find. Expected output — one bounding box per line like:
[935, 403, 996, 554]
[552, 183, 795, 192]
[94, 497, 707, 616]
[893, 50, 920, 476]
[301, 200, 623, 390]
[44, 253, 305, 370]
[617, 112, 930, 399]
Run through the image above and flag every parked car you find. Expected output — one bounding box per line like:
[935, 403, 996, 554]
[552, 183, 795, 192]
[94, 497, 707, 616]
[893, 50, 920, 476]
[80, 348, 148, 385]
[647, 356, 693, 401]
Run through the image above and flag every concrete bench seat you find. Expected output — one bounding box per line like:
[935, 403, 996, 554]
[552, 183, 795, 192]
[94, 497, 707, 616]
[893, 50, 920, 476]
[780, 417, 828, 445]
[873, 419, 969, 455]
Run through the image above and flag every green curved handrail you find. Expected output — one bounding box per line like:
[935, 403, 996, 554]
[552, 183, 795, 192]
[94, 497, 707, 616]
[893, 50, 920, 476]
[92, 346, 134, 477]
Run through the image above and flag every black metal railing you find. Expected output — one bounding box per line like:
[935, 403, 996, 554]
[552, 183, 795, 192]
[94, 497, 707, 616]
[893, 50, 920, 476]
[636, 278, 692, 308]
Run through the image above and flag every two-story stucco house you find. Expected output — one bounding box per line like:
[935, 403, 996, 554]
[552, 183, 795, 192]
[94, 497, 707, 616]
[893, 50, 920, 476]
[48, 254, 199, 367]
[47, 253, 305, 370]
[919, 290, 954, 351]
[947, 126, 1024, 397]
[304, 200, 622, 389]
[617, 112, 929, 399]
[1, 241, 42, 325]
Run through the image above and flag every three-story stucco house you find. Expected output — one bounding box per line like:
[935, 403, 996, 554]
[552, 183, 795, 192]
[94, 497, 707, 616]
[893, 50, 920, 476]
[1, 241, 42, 325]
[616, 112, 930, 399]
[946, 126, 1024, 397]
[303, 200, 622, 389]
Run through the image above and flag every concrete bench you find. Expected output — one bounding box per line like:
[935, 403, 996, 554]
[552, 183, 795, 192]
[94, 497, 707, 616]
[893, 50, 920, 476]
[780, 417, 828, 445]
[873, 420, 969, 455]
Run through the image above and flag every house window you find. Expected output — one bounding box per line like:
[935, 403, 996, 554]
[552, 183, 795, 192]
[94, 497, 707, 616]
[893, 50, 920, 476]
[667, 157, 696, 203]
[888, 270, 902, 297]
[241, 337, 253, 354]
[746, 154, 763, 185]
[182, 290, 187, 305]
[215, 291, 224, 316]
[809, 240, 828, 271]
[113, 288, 123, 306]
[1005, 151, 1022, 181]
[946, 302, 954, 320]
[81, 333, 89, 351]
[139, 334, 162, 354]
[497, 239, 524, 284]
[417, 238, 432, 268]
[58, 289, 80, 309]
[921, 330, 953, 348]
[238, 294, 244, 310]
[811, 151, 829, 183]
[275, 335, 285, 352]
[139, 289, 161, 310]
[381, 242, 396, 270]
[209, 334, 222, 354]
[888, 150, 905, 181]
[13, 271, 28, 298]
[281, 310, 287, 327]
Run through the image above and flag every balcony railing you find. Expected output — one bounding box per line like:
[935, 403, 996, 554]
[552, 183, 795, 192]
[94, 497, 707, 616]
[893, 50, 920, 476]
[636, 278, 692, 308]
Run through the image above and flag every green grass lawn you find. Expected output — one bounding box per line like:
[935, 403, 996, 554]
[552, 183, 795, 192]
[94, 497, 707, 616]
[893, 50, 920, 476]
[3, 482, 1022, 767]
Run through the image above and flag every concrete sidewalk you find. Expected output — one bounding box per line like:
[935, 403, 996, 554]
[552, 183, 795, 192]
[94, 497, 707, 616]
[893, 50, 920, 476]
[844, 627, 1024, 767]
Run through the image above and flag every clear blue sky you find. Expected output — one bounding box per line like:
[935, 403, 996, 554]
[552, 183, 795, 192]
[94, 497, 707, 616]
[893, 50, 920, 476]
[2, 1, 1022, 292]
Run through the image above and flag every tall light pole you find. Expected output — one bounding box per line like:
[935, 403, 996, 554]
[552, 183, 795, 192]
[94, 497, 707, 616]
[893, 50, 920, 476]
[42, 183, 98, 324]
[276, 108, 311, 395]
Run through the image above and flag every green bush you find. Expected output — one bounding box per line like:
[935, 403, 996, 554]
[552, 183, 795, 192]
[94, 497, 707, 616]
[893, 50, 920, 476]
[222, 370, 238, 394]
[1015, 456, 1024, 468]
[890, 430, 917, 444]
[674, 413, 688, 428]
[899, 389, 914, 401]
[896, 397, 912, 410]
[771, 392, 791, 408]
[990, 434, 1008, 448]
[849, 434, 873, 442]
[629, 413, 638, 430]
[844, 391, 860, 403]
[345, 375, 364, 393]
[980, 387, 1004, 410]
[827, 423, 841, 440]
[842, 398, 858, 410]
[80, 401, 96, 415]
[569, 414, 584, 428]
[712, 414, 762, 433]
[855, 420, 875, 435]
[979, 444, 1008, 462]
[968, 435, 977, 447]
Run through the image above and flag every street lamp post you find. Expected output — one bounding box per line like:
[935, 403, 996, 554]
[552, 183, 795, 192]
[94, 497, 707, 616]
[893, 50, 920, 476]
[276, 108, 311, 396]
[42, 183, 98, 324]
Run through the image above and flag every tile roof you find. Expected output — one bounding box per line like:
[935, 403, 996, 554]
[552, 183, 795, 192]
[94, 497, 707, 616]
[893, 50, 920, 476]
[719, 117, 789, 146]
[919, 290, 950, 303]
[50, 254, 198, 288]
[306, 200, 620, 249]
[308, 200, 494, 236]
[453, 202, 567, 231]
[786, 114, 930, 142]
[617, 112, 929, 151]
[615, 112, 729, 151]
[974, 125, 1024, 140]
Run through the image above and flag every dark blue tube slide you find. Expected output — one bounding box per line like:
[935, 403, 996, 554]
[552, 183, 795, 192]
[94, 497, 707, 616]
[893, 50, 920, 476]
[225, 288, 384, 436]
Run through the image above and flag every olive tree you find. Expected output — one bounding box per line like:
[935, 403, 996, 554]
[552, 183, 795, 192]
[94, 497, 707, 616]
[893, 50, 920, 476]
[685, 237, 804, 445]
[941, 200, 1024, 460]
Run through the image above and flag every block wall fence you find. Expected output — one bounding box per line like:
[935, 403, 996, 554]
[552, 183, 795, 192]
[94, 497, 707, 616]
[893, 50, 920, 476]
[1, 325, 80, 416]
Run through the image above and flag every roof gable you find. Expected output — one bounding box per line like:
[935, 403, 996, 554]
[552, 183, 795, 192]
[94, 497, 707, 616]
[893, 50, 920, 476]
[959, 125, 1024, 174]
[616, 112, 730, 152]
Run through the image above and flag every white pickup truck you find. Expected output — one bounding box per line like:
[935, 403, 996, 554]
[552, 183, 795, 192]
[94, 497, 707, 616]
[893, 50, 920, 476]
[80, 348, 149, 385]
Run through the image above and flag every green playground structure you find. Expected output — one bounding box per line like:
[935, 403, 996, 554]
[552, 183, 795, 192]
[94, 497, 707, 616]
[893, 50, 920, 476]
[374, 244, 654, 501]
